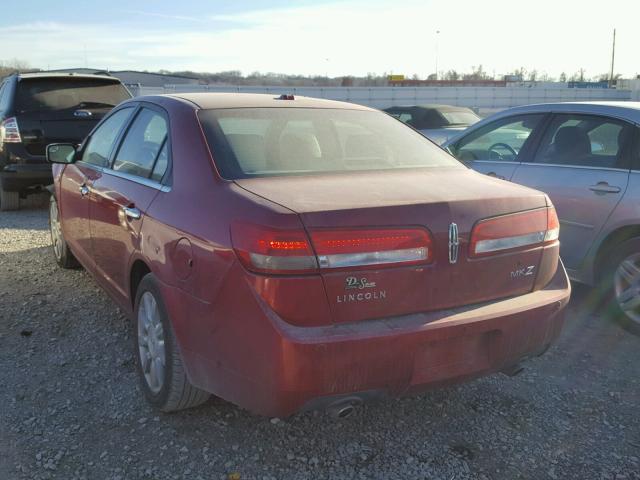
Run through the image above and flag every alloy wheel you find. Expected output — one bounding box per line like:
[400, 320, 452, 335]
[614, 253, 640, 326]
[137, 292, 166, 394]
[49, 200, 63, 261]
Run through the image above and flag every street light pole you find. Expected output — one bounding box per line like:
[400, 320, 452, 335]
[609, 28, 616, 88]
[435, 30, 440, 80]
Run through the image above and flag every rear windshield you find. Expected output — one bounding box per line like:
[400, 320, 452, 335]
[15, 78, 131, 113]
[198, 108, 462, 179]
[440, 110, 481, 126]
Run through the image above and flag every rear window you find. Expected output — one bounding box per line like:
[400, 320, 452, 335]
[440, 110, 481, 126]
[15, 78, 131, 113]
[198, 108, 461, 179]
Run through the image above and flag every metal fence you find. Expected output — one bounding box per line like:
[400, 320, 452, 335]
[131, 85, 632, 114]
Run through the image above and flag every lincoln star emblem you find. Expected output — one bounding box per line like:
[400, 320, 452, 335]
[448, 222, 459, 264]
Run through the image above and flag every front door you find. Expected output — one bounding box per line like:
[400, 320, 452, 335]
[511, 113, 633, 270]
[57, 163, 99, 269]
[89, 106, 169, 305]
[59, 107, 135, 268]
[449, 114, 546, 180]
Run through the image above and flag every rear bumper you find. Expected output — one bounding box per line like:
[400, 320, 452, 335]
[165, 260, 570, 417]
[0, 143, 52, 191]
[0, 163, 52, 192]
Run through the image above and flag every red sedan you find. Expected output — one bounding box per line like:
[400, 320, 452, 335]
[47, 93, 570, 418]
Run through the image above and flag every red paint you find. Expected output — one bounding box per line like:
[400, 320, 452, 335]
[54, 94, 571, 416]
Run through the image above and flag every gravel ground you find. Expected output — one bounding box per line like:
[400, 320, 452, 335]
[1, 200, 640, 480]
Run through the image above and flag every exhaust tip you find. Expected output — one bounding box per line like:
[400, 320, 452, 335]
[501, 364, 525, 377]
[335, 405, 355, 419]
[327, 397, 362, 419]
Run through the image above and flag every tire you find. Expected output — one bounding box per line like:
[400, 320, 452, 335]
[601, 237, 640, 335]
[133, 273, 210, 411]
[48, 196, 79, 269]
[0, 187, 19, 211]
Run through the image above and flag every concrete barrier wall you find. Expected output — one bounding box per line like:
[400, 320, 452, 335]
[131, 84, 632, 114]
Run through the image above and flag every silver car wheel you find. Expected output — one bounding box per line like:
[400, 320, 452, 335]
[137, 291, 166, 394]
[49, 200, 63, 260]
[614, 253, 640, 325]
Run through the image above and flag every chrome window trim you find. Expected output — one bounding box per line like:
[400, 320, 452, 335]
[473, 160, 521, 165]
[518, 162, 630, 173]
[76, 160, 171, 192]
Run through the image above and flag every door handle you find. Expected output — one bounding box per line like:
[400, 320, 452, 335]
[589, 182, 621, 194]
[79, 184, 90, 197]
[487, 171, 506, 180]
[122, 206, 142, 220]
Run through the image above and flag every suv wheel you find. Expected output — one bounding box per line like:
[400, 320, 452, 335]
[133, 273, 210, 411]
[48, 196, 79, 268]
[604, 237, 640, 335]
[0, 187, 19, 211]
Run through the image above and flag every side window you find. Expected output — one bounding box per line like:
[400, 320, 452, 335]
[533, 114, 632, 169]
[150, 141, 169, 182]
[82, 108, 133, 167]
[0, 82, 10, 113]
[452, 114, 543, 162]
[112, 108, 168, 179]
[387, 110, 421, 128]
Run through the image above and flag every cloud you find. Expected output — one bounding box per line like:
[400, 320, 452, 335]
[2, 0, 639, 78]
[120, 10, 208, 23]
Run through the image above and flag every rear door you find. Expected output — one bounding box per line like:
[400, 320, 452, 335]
[14, 77, 131, 157]
[511, 113, 633, 269]
[59, 107, 135, 269]
[449, 114, 546, 180]
[89, 105, 170, 304]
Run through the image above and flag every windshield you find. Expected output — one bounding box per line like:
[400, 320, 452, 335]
[15, 78, 131, 113]
[198, 108, 461, 179]
[441, 110, 481, 126]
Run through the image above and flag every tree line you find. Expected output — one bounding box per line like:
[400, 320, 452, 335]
[1, 59, 624, 86]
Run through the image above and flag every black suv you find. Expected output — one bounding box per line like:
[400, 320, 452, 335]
[0, 72, 132, 210]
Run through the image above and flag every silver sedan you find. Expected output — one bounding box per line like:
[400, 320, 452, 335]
[444, 101, 640, 334]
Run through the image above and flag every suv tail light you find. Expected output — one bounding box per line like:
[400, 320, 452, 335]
[231, 224, 432, 274]
[0, 117, 21, 143]
[469, 207, 559, 258]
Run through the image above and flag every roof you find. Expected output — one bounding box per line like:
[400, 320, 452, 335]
[482, 101, 640, 125]
[158, 92, 374, 110]
[15, 72, 119, 82]
[113, 70, 200, 81]
[385, 104, 475, 113]
[48, 68, 200, 81]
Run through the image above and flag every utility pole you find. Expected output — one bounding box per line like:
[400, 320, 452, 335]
[435, 30, 440, 80]
[609, 28, 616, 87]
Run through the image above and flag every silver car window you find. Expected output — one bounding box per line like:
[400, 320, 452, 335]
[451, 114, 543, 162]
[533, 114, 633, 169]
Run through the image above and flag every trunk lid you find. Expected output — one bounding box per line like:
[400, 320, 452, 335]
[236, 168, 549, 323]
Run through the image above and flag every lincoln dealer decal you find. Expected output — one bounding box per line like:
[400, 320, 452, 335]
[337, 277, 387, 303]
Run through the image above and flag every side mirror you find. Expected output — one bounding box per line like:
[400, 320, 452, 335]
[47, 143, 77, 164]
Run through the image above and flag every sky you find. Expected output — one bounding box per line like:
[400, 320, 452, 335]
[1, 0, 639, 79]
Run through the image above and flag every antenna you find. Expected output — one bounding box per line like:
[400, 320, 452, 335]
[609, 28, 616, 87]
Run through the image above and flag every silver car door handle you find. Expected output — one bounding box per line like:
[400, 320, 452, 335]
[122, 206, 142, 220]
[79, 184, 90, 196]
[589, 183, 621, 194]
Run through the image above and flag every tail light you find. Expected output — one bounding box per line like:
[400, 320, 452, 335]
[469, 207, 559, 258]
[231, 224, 317, 274]
[231, 224, 432, 274]
[0, 117, 21, 143]
[310, 228, 432, 269]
